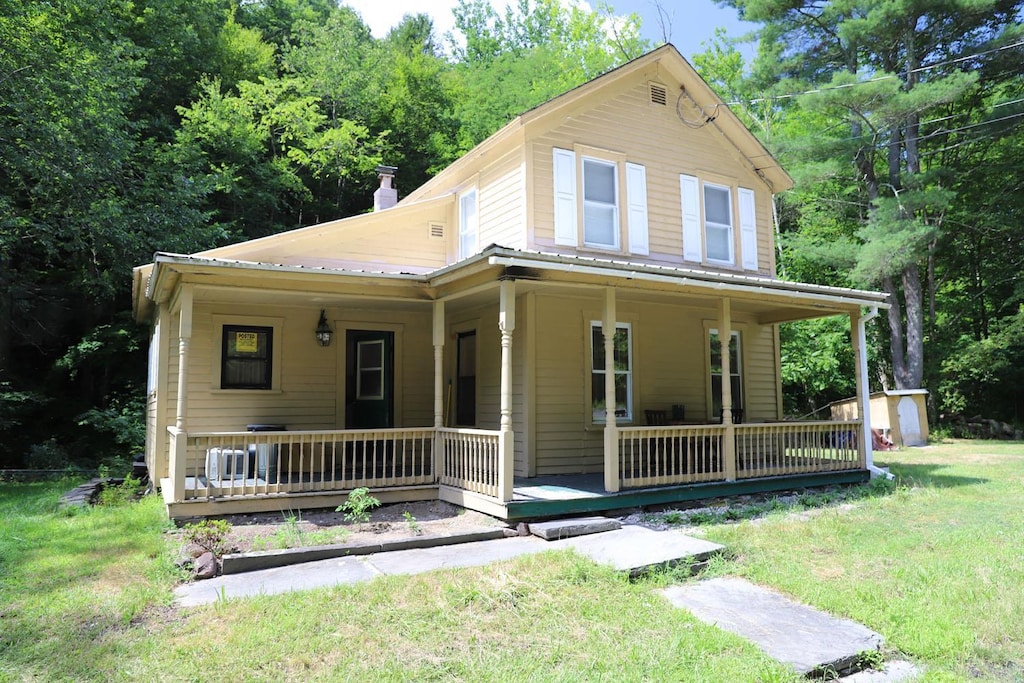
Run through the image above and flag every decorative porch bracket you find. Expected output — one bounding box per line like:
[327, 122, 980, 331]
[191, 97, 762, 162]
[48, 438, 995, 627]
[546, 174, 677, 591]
[603, 287, 620, 492]
[498, 280, 516, 502]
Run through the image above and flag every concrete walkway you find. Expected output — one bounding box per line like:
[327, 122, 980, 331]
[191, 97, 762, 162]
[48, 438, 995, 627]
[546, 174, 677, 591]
[174, 524, 723, 607]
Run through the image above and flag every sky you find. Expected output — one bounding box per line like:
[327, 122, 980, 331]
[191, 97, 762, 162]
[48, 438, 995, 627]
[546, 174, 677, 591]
[343, 0, 759, 61]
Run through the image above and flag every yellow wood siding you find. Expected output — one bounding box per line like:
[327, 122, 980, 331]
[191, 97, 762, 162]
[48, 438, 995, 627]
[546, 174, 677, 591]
[530, 291, 781, 475]
[478, 150, 527, 251]
[528, 80, 775, 277]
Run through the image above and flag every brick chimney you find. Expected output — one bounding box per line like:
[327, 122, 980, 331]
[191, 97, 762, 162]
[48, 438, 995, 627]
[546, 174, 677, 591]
[373, 165, 398, 211]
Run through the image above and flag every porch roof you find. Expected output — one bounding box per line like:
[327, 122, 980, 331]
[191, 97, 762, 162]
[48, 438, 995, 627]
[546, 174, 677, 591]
[134, 245, 888, 323]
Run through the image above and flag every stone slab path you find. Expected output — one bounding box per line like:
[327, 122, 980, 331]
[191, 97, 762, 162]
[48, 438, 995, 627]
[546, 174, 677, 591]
[662, 577, 920, 680]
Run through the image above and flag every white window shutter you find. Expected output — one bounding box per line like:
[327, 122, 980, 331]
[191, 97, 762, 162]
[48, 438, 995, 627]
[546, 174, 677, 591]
[738, 187, 758, 270]
[626, 162, 649, 255]
[553, 148, 578, 246]
[680, 174, 702, 262]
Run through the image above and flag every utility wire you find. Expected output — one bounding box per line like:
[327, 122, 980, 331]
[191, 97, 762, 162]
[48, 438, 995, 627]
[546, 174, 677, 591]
[726, 40, 1024, 106]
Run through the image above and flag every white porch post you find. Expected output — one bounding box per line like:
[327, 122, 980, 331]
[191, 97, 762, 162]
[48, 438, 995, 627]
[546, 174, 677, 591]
[433, 300, 445, 483]
[603, 287, 619, 492]
[853, 308, 879, 472]
[171, 285, 193, 501]
[720, 297, 737, 481]
[498, 280, 516, 502]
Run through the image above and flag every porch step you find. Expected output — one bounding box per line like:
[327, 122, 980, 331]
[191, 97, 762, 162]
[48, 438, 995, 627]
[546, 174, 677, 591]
[661, 578, 914, 679]
[527, 516, 621, 540]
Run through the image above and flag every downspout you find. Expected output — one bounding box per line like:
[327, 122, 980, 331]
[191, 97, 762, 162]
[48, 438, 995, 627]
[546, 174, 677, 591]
[857, 306, 894, 479]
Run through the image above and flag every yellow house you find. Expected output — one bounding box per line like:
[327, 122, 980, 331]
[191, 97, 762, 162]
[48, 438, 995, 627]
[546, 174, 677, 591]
[132, 45, 889, 520]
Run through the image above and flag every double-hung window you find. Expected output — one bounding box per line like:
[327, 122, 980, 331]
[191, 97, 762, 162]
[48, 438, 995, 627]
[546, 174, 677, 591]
[458, 188, 478, 260]
[591, 321, 632, 422]
[221, 325, 273, 390]
[709, 329, 742, 421]
[703, 183, 734, 264]
[582, 158, 619, 249]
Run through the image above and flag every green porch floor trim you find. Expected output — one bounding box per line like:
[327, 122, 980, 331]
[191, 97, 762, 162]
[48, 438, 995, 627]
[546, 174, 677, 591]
[503, 470, 870, 520]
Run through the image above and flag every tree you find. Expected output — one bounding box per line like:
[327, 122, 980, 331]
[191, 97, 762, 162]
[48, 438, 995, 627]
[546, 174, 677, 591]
[725, 0, 1023, 391]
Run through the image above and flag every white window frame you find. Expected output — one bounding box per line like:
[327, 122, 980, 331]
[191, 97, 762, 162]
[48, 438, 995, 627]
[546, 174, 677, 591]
[582, 157, 620, 250]
[458, 187, 478, 260]
[590, 321, 633, 423]
[703, 182, 735, 265]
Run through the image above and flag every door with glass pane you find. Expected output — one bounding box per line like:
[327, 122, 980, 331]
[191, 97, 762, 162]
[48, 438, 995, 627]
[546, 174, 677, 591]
[456, 331, 477, 425]
[346, 330, 394, 429]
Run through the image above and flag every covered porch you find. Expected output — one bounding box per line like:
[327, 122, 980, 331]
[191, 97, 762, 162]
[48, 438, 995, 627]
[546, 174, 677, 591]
[149, 248, 887, 520]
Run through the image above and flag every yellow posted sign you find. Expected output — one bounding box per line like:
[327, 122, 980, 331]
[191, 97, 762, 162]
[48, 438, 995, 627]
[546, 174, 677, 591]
[235, 331, 259, 353]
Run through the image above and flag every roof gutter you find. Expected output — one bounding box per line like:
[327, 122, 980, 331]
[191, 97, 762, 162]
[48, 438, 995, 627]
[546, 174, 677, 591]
[487, 253, 889, 311]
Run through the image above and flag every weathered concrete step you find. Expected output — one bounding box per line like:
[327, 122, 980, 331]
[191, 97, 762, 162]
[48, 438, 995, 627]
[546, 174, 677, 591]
[662, 577, 885, 677]
[528, 516, 621, 540]
[555, 525, 724, 577]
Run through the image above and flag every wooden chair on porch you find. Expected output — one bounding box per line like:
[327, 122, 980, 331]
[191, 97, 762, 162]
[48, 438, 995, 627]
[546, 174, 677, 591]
[645, 409, 668, 426]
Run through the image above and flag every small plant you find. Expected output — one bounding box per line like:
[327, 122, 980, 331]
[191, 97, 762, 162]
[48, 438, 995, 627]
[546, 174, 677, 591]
[854, 648, 885, 671]
[97, 473, 140, 507]
[403, 510, 421, 535]
[661, 510, 687, 526]
[337, 487, 380, 524]
[183, 519, 232, 557]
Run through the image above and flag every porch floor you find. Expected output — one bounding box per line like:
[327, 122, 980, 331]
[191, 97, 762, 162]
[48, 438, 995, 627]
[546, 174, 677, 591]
[502, 470, 870, 520]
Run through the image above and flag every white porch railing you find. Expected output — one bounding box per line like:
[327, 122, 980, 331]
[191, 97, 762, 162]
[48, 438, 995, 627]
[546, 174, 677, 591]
[618, 425, 727, 487]
[617, 420, 863, 489]
[735, 420, 862, 478]
[174, 427, 435, 501]
[438, 428, 502, 498]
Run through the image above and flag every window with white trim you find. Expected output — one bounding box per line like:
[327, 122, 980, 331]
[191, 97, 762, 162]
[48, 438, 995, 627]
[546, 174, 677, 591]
[709, 329, 742, 421]
[458, 188, 478, 260]
[582, 157, 619, 249]
[591, 321, 632, 422]
[703, 183, 734, 264]
[680, 175, 758, 270]
[553, 148, 648, 255]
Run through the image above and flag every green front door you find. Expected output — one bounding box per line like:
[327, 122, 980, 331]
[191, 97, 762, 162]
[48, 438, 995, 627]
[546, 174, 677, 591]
[346, 330, 394, 429]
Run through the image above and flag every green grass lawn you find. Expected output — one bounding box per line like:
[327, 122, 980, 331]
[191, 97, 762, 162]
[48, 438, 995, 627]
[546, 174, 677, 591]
[1, 441, 1021, 682]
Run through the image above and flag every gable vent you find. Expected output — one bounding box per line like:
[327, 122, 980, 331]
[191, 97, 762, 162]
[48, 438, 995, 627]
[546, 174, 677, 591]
[649, 82, 667, 106]
[429, 222, 445, 239]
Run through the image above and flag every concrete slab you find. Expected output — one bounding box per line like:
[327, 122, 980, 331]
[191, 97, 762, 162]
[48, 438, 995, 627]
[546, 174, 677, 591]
[662, 577, 883, 676]
[175, 556, 379, 606]
[174, 525, 722, 607]
[528, 516, 621, 540]
[555, 525, 724, 576]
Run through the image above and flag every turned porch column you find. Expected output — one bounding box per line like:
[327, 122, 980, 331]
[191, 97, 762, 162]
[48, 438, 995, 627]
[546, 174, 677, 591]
[498, 280, 516, 502]
[170, 285, 193, 500]
[603, 287, 619, 492]
[719, 297, 736, 481]
[432, 300, 445, 482]
[852, 308, 876, 470]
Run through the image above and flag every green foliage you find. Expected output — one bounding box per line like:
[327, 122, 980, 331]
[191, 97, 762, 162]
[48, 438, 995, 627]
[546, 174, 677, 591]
[337, 486, 381, 523]
[96, 474, 141, 507]
[779, 318, 857, 415]
[183, 518, 232, 557]
[939, 307, 1024, 421]
[403, 510, 422, 535]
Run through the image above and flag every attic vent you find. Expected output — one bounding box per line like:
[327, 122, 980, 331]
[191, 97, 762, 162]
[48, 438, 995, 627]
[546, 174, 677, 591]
[428, 222, 445, 239]
[649, 82, 668, 106]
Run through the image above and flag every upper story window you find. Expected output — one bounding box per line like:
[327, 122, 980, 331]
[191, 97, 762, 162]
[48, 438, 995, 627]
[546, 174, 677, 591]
[458, 188, 478, 260]
[681, 175, 758, 271]
[553, 147, 648, 256]
[221, 325, 272, 390]
[703, 183, 734, 264]
[582, 158, 619, 249]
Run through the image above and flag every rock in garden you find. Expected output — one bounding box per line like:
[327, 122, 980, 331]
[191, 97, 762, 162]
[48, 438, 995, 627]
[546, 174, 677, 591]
[194, 552, 218, 580]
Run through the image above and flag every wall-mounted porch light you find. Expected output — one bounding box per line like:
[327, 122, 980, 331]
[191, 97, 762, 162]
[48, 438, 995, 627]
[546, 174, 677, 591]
[315, 310, 333, 347]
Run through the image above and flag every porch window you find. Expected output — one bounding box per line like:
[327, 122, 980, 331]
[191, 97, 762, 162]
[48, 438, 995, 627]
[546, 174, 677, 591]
[709, 329, 742, 421]
[591, 321, 632, 422]
[704, 183, 734, 264]
[582, 158, 619, 249]
[459, 188, 478, 260]
[221, 325, 272, 390]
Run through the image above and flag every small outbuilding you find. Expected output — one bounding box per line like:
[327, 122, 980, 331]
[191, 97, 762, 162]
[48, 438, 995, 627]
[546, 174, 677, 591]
[831, 390, 929, 447]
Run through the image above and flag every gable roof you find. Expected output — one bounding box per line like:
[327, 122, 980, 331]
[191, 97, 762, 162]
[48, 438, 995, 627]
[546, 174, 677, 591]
[404, 43, 793, 203]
